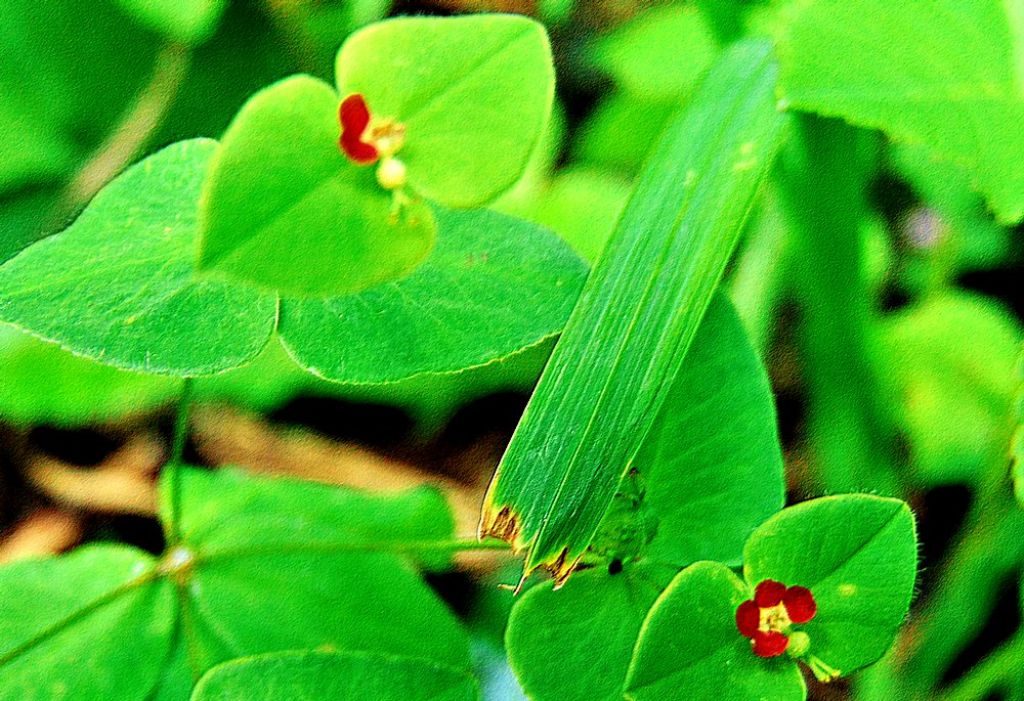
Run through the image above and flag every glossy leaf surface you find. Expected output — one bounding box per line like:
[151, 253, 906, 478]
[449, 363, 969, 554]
[279, 206, 586, 383]
[199, 75, 435, 297]
[0, 140, 278, 376]
[191, 651, 478, 701]
[336, 14, 554, 206]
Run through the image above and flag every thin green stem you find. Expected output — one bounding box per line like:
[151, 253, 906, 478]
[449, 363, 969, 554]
[196, 537, 511, 565]
[165, 378, 194, 545]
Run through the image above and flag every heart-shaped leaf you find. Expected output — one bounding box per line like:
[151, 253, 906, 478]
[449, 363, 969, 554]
[335, 14, 554, 207]
[198, 75, 436, 297]
[743, 495, 918, 676]
[778, 0, 1024, 223]
[278, 206, 587, 383]
[0, 139, 278, 376]
[191, 651, 478, 701]
[879, 293, 1023, 486]
[506, 565, 669, 701]
[635, 294, 784, 567]
[0, 468, 470, 699]
[624, 561, 805, 701]
[0, 545, 176, 701]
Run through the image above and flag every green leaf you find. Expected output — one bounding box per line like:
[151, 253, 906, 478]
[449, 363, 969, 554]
[0, 327, 178, 426]
[278, 206, 587, 383]
[0, 469, 470, 699]
[778, 0, 1024, 223]
[335, 14, 554, 207]
[508, 166, 631, 263]
[573, 94, 675, 174]
[199, 74, 436, 298]
[879, 293, 1023, 485]
[0, 139, 278, 376]
[192, 650, 478, 701]
[743, 495, 918, 676]
[481, 39, 789, 582]
[172, 467, 455, 570]
[113, 0, 227, 43]
[506, 566, 668, 701]
[169, 468, 470, 671]
[0, 545, 175, 701]
[624, 561, 806, 701]
[0, 99, 73, 192]
[637, 294, 784, 567]
[593, 4, 719, 100]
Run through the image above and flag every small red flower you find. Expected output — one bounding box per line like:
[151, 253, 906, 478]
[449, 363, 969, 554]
[339, 94, 380, 164]
[735, 579, 818, 658]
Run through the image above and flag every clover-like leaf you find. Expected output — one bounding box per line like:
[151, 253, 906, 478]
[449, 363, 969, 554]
[199, 75, 436, 297]
[335, 14, 554, 207]
[0, 545, 175, 701]
[743, 495, 918, 676]
[625, 562, 806, 701]
[635, 294, 784, 567]
[506, 565, 669, 701]
[278, 206, 587, 383]
[191, 651, 478, 701]
[0, 139, 278, 376]
[0, 468, 470, 699]
[778, 0, 1024, 223]
[880, 293, 1023, 486]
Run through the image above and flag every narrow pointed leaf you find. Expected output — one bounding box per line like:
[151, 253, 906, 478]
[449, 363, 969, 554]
[480, 39, 788, 581]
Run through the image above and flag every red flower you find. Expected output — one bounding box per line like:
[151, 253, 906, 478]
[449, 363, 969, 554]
[735, 579, 817, 658]
[339, 94, 380, 164]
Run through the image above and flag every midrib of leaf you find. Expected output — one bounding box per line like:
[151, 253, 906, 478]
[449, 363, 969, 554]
[193, 537, 508, 564]
[802, 505, 905, 591]
[481, 39, 788, 580]
[201, 167, 348, 270]
[0, 569, 157, 669]
[402, 25, 534, 125]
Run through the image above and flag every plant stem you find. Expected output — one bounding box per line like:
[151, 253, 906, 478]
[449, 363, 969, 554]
[780, 115, 901, 495]
[166, 378, 195, 545]
[54, 42, 190, 227]
[196, 537, 512, 565]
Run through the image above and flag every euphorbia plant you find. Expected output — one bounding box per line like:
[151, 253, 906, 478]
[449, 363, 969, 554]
[20, 1, 1024, 699]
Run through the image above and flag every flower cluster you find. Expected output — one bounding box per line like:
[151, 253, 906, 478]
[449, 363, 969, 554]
[339, 94, 408, 191]
[735, 579, 817, 658]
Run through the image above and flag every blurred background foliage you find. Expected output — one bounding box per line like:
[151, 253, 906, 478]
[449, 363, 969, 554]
[1, 1, 1021, 700]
